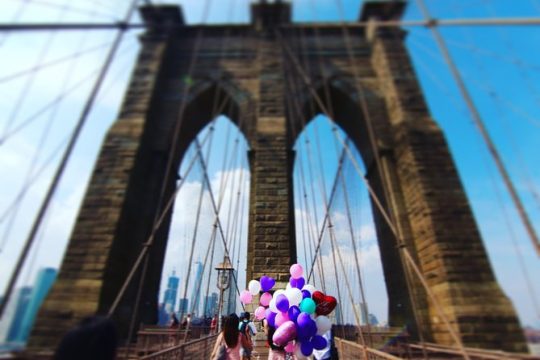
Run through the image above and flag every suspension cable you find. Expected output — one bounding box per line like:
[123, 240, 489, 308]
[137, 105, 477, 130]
[277, 28, 472, 358]
[0, 0, 140, 319]
[415, 0, 540, 257]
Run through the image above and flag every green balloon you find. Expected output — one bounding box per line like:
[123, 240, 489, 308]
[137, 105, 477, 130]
[299, 298, 316, 314]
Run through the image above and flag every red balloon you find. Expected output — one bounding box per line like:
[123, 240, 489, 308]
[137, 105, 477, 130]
[312, 291, 337, 316]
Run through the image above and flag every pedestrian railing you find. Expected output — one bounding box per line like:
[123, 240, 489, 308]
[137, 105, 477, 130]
[139, 334, 218, 360]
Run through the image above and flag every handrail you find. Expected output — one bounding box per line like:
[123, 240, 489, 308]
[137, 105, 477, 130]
[409, 342, 540, 360]
[139, 334, 219, 360]
[334, 337, 404, 360]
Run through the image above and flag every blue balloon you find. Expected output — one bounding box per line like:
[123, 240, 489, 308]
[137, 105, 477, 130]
[301, 290, 311, 299]
[306, 319, 317, 338]
[288, 305, 301, 323]
[300, 341, 314, 356]
[311, 335, 328, 350]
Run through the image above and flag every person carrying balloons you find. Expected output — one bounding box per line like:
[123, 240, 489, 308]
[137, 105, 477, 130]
[263, 318, 294, 360]
[239, 264, 336, 360]
[211, 313, 253, 360]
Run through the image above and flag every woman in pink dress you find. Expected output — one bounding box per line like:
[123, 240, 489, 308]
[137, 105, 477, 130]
[211, 314, 252, 360]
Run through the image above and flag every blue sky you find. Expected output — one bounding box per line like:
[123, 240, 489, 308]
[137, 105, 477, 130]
[0, 0, 538, 331]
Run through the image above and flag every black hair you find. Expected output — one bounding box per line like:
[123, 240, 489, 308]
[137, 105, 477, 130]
[53, 316, 117, 360]
[222, 313, 240, 348]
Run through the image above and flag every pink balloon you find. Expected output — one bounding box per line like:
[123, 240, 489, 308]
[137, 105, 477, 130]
[290, 264, 304, 279]
[272, 321, 297, 347]
[240, 290, 252, 304]
[254, 306, 266, 320]
[260, 292, 272, 307]
[285, 341, 295, 353]
[275, 311, 289, 327]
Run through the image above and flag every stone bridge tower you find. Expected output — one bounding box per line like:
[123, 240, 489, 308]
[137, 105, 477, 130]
[28, 0, 526, 353]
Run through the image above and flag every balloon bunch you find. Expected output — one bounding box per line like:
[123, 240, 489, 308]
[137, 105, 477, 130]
[239, 264, 337, 358]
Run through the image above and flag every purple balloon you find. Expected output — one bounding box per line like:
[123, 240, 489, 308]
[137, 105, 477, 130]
[272, 321, 297, 347]
[296, 312, 312, 340]
[266, 309, 277, 328]
[276, 294, 290, 313]
[301, 290, 311, 299]
[301, 341, 314, 356]
[306, 319, 317, 338]
[260, 276, 275, 292]
[290, 276, 305, 289]
[311, 335, 328, 350]
[288, 305, 301, 323]
[297, 312, 311, 328]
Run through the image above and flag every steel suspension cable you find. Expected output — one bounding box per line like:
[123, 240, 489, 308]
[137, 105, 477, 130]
[1, 0, 69, 140]
[4, 0, 119, 21]
[0, 0, 141, 319]
[416, 0, 540, 257]
[0, 37, 138, 145]
[0, 40, 114, 85]
[0, 24, 95, 253]
[278, 29, 472, 358]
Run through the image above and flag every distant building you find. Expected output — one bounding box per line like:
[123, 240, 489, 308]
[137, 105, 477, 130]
[157, 303, 169, 326]
[368, 313, 379, 326]
[12, 268, 57, 343]
[189, 261, 204, 316]
[163, 271, 179, 314]
[178, 298, 189, 317]
[6, 287, 32, 343]
[204, 292, 218, 317]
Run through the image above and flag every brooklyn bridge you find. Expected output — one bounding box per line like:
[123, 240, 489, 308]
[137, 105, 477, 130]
[0, 0, 539, 359]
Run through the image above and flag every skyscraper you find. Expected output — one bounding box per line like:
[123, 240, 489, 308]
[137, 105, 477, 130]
[13, 268, 57, 343]
[163, 270, 179, 314]
[189, 261, 203, 316]
[204, 292, 218, 318]
[178, 298, 189, 317]
[6, 287, 32, 343]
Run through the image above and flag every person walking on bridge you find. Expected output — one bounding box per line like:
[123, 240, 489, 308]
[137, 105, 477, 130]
[211, 313, 253, 360]
[239, 312, 256, 359]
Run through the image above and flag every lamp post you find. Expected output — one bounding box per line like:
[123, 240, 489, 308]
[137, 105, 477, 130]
[215, 256, 234, 333]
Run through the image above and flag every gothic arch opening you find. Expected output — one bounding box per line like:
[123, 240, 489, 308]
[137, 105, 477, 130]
[155, 86, 252, 325]
[292, 114, 388, 326]
[289, 80, 421, 333]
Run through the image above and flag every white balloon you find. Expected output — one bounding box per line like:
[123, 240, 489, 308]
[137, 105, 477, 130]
[269, 297, 278, 313]
[285, 282, 292, 291]
[285, 288, 303, 307]
[274, 289, 286, 299]
[315, 315, 332, 335]
[248, 280, 261, 295]
[302, 284, 317, 295]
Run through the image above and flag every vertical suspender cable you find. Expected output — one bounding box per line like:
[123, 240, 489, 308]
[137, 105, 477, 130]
[416, 0, 540, 257]
[0, 0, 140, 319]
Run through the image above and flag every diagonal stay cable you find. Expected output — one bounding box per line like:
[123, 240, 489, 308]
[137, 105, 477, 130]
[107, 123, 218, 316]
[0, 38, 138, 146]
[0, 40, 114, 85]
[278, 27, 471, 359]
[193, 138, 244, 302]
[416, 0, 540, 257]
[5, 0, 120, 21]
[0, 0, 141, 319]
